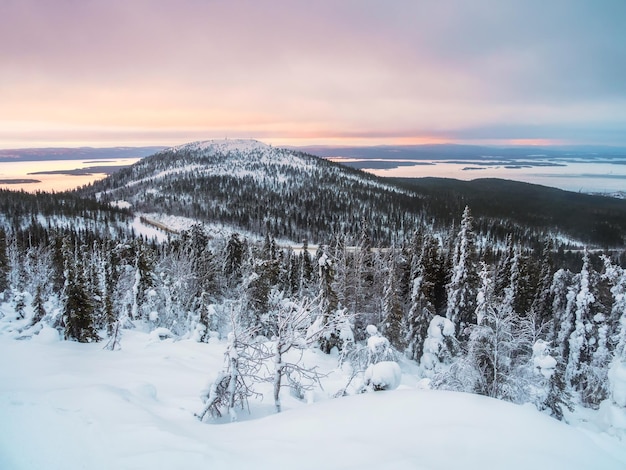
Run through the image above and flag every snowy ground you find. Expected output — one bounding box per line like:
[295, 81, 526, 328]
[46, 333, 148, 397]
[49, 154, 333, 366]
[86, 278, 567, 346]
[1, 314, 625, 469]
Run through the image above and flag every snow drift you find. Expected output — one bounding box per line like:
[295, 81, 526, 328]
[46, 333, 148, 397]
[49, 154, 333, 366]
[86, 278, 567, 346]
[1, 329, 624, 470]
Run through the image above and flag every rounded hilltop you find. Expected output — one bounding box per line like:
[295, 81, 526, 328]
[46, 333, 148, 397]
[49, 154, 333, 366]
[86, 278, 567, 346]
[169, 138, 270, 154]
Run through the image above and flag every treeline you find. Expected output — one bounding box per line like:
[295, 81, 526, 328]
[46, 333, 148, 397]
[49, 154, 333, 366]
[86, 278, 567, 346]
[1, 207, 625, 419]
[0, 188, 132, 235]
[394, 177, 626, 248]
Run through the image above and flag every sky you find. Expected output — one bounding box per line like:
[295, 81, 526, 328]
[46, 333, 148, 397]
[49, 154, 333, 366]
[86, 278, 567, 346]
[1, 0, 625, 149]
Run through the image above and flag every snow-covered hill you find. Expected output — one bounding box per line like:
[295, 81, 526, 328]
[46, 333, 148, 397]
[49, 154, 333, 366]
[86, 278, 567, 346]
[82, 139, 422, 244]
[0, 323, 624, 470]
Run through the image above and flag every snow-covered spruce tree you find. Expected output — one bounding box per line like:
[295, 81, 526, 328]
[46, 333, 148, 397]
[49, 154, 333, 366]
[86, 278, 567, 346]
[602, 256, 626, 413]
[23, 244, 55, 319]
[381, 249, 404, 350]
[245, 259, 275, 336]
[224, 232, 245, 285]
[445, 206, 479, 340]
[528, 239, 555, 337]
[464, 302, 527, 401]
[499, 246, 523, 320]
[6, 233, 24, 296]
[566, 250, 610, 408]
[603, 255, 626, 363]
[317, 246, 341, 353]
[329, 234, 348, 312]
[420, 315, 457, 380]
[62, 241, 98, 342]
[405, 233, 441, 361]
[97, 244, 123, 351]
[183, 224, 220, 318]
[30, 283, 46, 326]
[283, 248, 300, 296]
[130, 239, 156, 321]
[474, 262, 493, 326]
[434, 262, 532, 401]
[531, 339, 573, 420]
[0, 227, 10, 298]
[551, 268, 576, 361]
[348, 219, 376, 336]
[13, 291, 26, 319]
[299, 238, 316, 296]
[361, 324, 401, 392]
[494, 234, 515, 299]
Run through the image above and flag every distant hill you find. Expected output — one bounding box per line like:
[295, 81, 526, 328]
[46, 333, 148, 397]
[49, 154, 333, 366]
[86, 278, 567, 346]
[81, 139, 424, 244]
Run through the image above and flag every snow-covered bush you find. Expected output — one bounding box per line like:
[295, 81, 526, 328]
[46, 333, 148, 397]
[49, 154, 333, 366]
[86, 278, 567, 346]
[197, 331, 260, 422]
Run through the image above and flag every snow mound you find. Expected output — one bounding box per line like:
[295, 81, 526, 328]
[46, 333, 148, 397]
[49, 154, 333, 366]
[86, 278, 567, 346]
[609, 361, 626, 408]
[149, 327, 174, 341]
[32, 326, 60, 344]
[364, 361, 401, 391]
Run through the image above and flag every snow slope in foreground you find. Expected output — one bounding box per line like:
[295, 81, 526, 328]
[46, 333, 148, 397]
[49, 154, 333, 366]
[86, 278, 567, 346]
[0, 328, 625, 470]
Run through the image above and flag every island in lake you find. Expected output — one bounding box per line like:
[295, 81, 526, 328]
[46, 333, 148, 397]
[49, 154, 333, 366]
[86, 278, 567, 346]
[0, 178, 41, 184]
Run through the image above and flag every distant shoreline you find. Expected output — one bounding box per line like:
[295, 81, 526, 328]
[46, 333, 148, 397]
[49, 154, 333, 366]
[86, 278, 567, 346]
[28, 165, 130, 176]
[0, 178, 41, 184]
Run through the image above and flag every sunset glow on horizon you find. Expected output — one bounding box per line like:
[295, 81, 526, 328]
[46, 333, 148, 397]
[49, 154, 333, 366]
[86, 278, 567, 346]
[1, 1, 625, 150]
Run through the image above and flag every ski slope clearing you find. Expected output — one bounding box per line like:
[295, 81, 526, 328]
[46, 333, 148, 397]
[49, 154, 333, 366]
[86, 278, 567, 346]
[1, 326, 624, 470]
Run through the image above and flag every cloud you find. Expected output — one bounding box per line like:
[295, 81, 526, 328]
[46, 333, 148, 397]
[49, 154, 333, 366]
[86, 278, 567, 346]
[1, 0, 625, 146]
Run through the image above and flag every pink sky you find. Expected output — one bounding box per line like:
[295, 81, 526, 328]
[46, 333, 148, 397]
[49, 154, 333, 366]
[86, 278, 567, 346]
[1, 0, 625, 149]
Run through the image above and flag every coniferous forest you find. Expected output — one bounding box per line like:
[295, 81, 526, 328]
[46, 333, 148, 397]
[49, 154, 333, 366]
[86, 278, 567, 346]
[1, 140, 626, 423]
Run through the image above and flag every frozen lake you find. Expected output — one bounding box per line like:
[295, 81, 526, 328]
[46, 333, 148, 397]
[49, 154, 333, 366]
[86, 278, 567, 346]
[2, 154, 626, 196]
[333, 158, 626, 195]
[0, 158, 140, 192]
